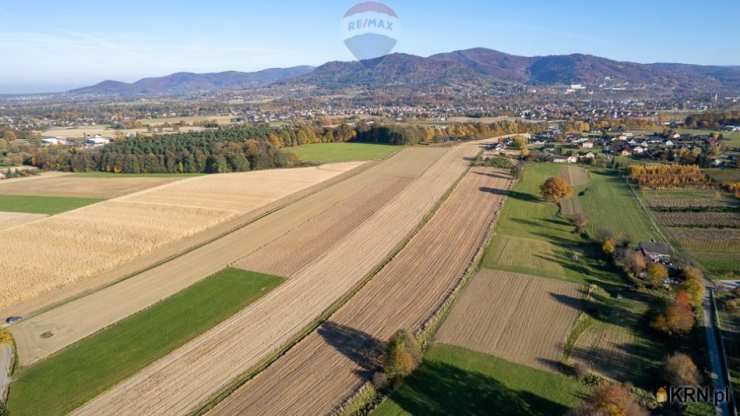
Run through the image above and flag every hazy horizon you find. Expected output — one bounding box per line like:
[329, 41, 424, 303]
[2, 0, 739, 94]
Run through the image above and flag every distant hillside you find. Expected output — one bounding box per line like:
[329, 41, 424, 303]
[288, 48, 740, 93]
[68, 48, 740, 97]
[70, 66, 314, 96]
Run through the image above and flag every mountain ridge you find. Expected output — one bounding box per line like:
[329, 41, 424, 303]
[68, 48, 740, 96]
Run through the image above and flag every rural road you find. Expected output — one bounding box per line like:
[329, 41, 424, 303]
[703, 288, 733, 416]
[0, 343, 12, 401]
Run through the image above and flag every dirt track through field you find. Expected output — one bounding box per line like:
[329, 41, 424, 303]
[436, 270, 582, 373]
[0, 175, 182, 199]
[72, 143, 482, 416]
[0, 212, 47, 231]
[560, 165, 589, 187]
[10, 152, 440, 366]
[0, 163, 360, 316]
[207, 167, 512, 416]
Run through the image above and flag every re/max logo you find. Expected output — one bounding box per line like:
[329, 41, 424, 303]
[347, 18, 394, 32]
[661, 386, 730, 406]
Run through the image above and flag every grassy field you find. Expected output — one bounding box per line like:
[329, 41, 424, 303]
[373, 344, 587, 416]
[6, 268, 283, 416]
[482, 163, 622, 284]
[579, 170, 662, 243]
[286, 143, 399, 163]
[0, 194, 102, 214]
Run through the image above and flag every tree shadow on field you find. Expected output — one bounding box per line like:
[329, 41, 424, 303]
[318, 321, 384, 379]
[473, 171, 512, 180]
[389, 361, 570, 416]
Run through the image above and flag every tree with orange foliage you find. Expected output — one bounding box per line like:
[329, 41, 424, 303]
[681, 266, 705, 308]
[664, 353, 702, 386]
[602, 238, 616, 256]
[540, 177, 573, 204]
[652, 291, 695, 336]
[569, 383, 648, 416]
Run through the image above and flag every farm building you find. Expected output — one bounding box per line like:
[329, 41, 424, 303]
[639, 241, 673, 263]
[85, 135, 112, 146]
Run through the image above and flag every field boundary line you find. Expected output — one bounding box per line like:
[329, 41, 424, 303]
[336, 164, 514, 416]
[11, 162, 376, 322]
[190, 148, 477, 416]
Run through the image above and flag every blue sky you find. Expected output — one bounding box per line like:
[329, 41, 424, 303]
[1, 0, 738, 93]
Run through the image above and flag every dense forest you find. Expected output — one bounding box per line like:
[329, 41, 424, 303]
[29, 119, 545, 174]
[31, 127, 295, 174]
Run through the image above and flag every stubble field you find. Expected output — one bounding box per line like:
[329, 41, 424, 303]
[0, 163, 360, 313]
[436, 270, 583, 373]
[0, 174, 182, 199]
[10, 151, 435, 367]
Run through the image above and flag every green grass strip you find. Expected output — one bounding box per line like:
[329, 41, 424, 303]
[374, 344, 587, 416]
[0, 194, 102, 214]
[7, 268, 283, 416]
[287, 143, 400, 164]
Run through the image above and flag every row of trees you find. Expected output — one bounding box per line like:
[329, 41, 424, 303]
[627, 164, 708, 188]
[685, 111, 740, 130]
[355, 120, 544, 145]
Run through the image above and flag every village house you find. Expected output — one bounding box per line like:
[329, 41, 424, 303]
[640, 241, 673, 263]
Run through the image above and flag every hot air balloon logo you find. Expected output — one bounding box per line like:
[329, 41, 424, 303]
[341, 1, 401, 61]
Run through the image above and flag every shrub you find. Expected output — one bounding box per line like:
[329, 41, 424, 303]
[664, 353, 702, 386]
[383, 329, 421, 386]
[680, 277, 705, 308]
[625, 250, 647, 276]
[569, 383, 648, 416]
[602, 238, 616, 256]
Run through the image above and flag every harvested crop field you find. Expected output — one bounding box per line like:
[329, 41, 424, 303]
[0, 175, 182, 199]
[436, 270, 583, 373]
[72, 143, 482, 416]
[207, 166, 512, 416]
[0, 211, 47, 231]
[560, 165, 589, 187]
[10, 150, 438, 367]
[233, 176, 410, 277]
[0, 163, 361, 314]
[654, 211, 740, 228]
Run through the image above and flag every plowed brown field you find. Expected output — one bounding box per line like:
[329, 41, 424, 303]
[0, 163, 360, 316]
[71, 144, 480, 416]
[436, 270, 582, 373]
[0, 175, 181, 199]
[12, 151, 439, 366]
[207, 167, 512, 416]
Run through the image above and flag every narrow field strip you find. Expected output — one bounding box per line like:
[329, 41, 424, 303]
[71, 145, 474, 416]
[0, 175, 182, 199]
[6, 268, 283, 416]
[207, 165, 511, 416]
[0, 194, 102, 214]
